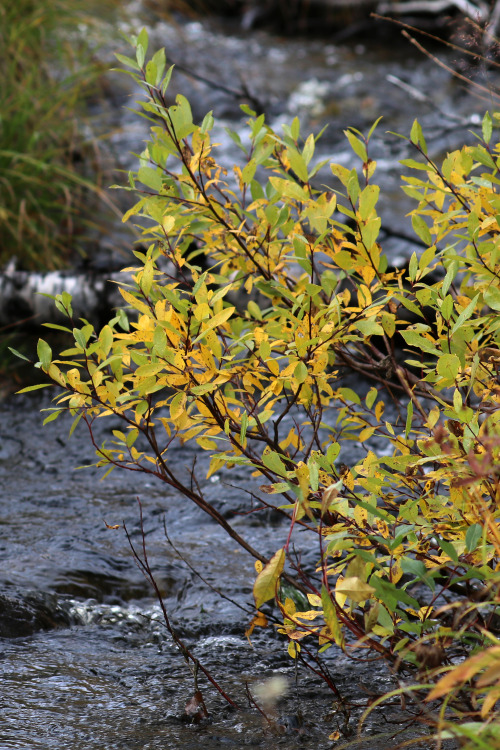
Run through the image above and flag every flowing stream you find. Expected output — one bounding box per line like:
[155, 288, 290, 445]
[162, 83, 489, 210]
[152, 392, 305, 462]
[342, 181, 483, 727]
[2, 6, 493, 747]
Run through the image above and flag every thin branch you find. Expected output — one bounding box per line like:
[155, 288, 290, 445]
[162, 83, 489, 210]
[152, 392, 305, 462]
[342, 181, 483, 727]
[124, 499, 240, 709]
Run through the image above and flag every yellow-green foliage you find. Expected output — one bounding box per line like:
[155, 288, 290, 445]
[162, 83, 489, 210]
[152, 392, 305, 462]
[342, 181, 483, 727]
[27, 29, 500, 734]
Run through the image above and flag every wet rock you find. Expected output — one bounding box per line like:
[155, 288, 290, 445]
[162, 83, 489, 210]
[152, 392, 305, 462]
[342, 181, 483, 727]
[0, 592, 70, 638]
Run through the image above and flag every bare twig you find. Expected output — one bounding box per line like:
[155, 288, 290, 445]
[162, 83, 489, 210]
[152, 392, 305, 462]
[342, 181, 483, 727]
[124, 498, 240, 709]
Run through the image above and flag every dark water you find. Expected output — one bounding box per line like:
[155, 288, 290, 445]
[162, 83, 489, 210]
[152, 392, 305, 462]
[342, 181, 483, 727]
[98, 9, 493, 264]
[1, 392, 448, 749]
[2, 6, 486, 747]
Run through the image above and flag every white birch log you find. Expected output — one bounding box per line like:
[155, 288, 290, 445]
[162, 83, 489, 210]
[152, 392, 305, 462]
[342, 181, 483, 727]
[376, 0, 489, 22]
[0, 267, 125, 328]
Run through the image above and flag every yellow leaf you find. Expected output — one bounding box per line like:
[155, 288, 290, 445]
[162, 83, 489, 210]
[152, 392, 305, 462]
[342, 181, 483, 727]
[295, 461, 310, 500]
[162, 215, 175, 233]
[322, 584, 343, 647]
[341, 469, 354, 491]
[336, 576, 375, 603]
[196, 436, 218, 450]
[481, 686, 500, 718]
[245, 610, 268, 644]
[192, 306, 235, 343]
[119, 287, 151, 317]
[294, 609, 323, 621]
[375, 401, 385, 420]
[194, 302, 211, 321]
[476, 660, 500, 688]
[390, 559, 403, 584]
[426, 647, 500, 702]
[359, 427, 375, 442]
[288, 640, 301, 659]
[354, 503, 367, 526]
[267, 358, 279, 377]
[170, 392, 187, 421]
[253, 548, 285, 609]
[307, 593, 322, 607]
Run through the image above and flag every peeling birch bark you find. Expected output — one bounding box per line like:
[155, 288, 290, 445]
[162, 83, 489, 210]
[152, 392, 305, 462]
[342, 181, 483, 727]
[377, 0, 489, 22]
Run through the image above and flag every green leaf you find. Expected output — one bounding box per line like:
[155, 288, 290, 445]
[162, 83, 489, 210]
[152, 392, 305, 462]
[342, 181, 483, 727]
[169, 94, 195, 140]
[8, 347, 30, 362]
[344, 129, 367, 162]
[37, 339, 52, 369]
[465, 523, 483, 553]
[294, 361, 308, 383]
[240, 411, 248, 446]
[43, 410, 64, 425]
[367, 116, 383, 141]
[438, 538, 458, 563]
[400, 557, 426, 579]
[440, 295, 453, 321]
[262, 450, 288, 477]
[69, 413, 83, 437]
[17, 383, 54, 394]
[136, 43, 145, 69]
[442, 260, 459, 297]
[482, 111, 492, 144]
[114, 52, 141, 71]
[241, 159, 257, 185]
[370, 575, 419, 611]
[365, 387, 377, 410]
[286, 148, 309, 183]
[411, 214, 432, 245]
[437, 354, 460, 381]
[405, 400, 413, 439]
[191, 383, 217, 395]
[145, 60, 157, 86]
[162, 64, 174, 95]
[347, 170, 360, 205]
[240, 103, 257, 117]
[483, 286, 500, 311]
[137, 166, 163, 192]
[450, 295, 479, 335]
[410, 119, 427, 154]
[43, 323, 72, 333]
[356, 318, 384, 336]
[358, 185, 379, 221]
[201, 110, 214, 133]
[321, 585, 342, 646]
[136, 28, 149, 58]
[151, 47, 166, 85]
[302, 133, 315, 165]
[400, 330, 440, 356]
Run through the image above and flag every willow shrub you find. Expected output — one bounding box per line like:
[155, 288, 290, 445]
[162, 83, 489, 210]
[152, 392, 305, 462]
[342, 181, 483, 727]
[25, 29, 500, 741]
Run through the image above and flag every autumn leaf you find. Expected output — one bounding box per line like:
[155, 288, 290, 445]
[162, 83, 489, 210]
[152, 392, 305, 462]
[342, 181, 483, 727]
[426, 647, 500, 702]
[104, 520, 121, 530]
[245, 610, 268, 643]
[253, 548, 285, 609]
[336, 576, 375, 604]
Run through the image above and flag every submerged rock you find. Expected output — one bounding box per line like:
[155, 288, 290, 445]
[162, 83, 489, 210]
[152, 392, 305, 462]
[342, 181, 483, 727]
[0, 592, 71, 638]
